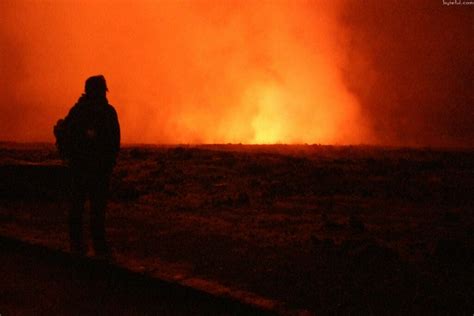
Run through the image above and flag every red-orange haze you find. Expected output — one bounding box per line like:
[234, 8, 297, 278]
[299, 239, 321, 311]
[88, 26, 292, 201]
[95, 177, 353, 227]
[0, 1, 371, 144]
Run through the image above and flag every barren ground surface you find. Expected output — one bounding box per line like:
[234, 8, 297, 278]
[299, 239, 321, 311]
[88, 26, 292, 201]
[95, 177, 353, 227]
[0, 236, 270, 316]
[0, 143, 473, 314]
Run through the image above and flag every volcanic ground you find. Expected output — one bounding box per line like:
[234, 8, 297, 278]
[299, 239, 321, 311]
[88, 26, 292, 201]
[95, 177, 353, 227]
[0, 143, 472, 314]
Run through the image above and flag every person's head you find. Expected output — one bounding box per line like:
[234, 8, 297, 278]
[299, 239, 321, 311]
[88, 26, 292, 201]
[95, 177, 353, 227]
[85, 75, 108, 98]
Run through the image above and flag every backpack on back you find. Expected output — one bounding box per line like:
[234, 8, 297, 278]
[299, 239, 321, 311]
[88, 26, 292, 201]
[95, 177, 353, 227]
[54, 98, 118, 168]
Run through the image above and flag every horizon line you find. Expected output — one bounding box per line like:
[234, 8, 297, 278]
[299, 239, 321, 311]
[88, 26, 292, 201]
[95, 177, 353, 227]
[0, 140, 473, 150]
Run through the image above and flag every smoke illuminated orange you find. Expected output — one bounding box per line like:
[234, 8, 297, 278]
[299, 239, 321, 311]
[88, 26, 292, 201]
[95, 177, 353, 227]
[0, 1, 372, 144]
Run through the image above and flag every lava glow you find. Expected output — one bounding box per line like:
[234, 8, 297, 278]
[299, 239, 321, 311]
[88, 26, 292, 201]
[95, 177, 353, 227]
[1, 1, 371, 144]
[250, 84, 286, 144]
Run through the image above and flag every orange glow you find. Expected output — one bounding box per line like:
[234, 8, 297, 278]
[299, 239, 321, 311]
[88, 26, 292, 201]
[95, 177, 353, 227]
[250, 84, 286, 144]
[0, 1, 372, 144]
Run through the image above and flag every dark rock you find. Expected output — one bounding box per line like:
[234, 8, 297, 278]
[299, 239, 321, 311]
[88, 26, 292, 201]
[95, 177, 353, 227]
[433, 239, 473, 267]
[168, 147, 194, 160]
[349, 214, 365, 233]
[112, 182, 140, 201]
[235, 192, 250, 207]
[244, 162, 268, 176]
[442, 211, 460, 224]
[129, 148, 150, 159]
[0, 163, 69, 200]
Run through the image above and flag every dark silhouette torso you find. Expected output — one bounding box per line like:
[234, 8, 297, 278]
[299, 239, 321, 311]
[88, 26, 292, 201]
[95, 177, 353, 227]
[61, 92, 120, 256]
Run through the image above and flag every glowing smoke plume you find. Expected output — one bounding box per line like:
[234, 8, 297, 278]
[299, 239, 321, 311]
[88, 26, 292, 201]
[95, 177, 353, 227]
[2, 1, 371, 144]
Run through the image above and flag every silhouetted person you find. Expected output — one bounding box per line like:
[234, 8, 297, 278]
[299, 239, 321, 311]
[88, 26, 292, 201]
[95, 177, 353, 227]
[54, 75, 120, 257]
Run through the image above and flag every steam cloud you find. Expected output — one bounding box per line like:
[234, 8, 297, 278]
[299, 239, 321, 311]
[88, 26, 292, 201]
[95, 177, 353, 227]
[1, 1, 472, 146]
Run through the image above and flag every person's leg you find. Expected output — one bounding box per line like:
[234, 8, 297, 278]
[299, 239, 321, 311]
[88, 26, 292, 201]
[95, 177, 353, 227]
[69, 169, 87, 255]
[90, 172, 111, 256]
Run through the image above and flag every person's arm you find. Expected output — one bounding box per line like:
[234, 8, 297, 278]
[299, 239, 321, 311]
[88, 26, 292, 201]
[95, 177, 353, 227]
[113, 108, 120, 154]
[108, 106, 120, 160]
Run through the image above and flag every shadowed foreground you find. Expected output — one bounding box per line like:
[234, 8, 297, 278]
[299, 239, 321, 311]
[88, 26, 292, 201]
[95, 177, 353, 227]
[0, 143, 473, 314]
[0, 236, 272, 316]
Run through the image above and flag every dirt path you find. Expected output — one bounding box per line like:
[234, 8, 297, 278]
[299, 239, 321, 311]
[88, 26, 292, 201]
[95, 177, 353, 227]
[0, 236, 273, 316]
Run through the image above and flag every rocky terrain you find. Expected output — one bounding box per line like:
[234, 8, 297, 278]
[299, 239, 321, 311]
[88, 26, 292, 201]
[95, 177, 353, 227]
[0, 143, 472, 314]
